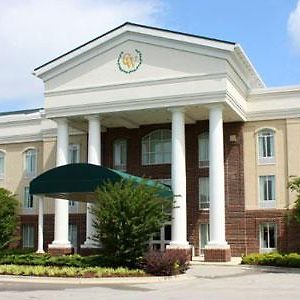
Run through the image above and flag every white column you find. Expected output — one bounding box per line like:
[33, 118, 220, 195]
[36, 196, 45, 254]
[49, 118, 71, 249]
[207, 105, 228, 248]
[168, 108, 189, 248]
[83, 115, 101, 247]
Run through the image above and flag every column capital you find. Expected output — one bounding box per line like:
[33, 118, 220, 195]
[84, 114, 101, 121]
[54, 117, 68, 125]
[168, 107, 186, 113]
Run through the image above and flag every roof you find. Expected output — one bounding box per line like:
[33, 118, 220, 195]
[34, 22, 236, 72]
[0, 108, 43, 117]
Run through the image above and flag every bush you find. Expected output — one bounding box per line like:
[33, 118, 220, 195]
[241, 252, 300, 268]
[141, 250, 190, 276]
[0, 188, 19, 249]
[0, 264, 145, 277]
[92, 179, 172, 267]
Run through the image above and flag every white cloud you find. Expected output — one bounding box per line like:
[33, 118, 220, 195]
[288, 0, 300, 54]
[0, 0, 164, 110]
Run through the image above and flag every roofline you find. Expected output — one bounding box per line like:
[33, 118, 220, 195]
[0, 107, 44, 117]
[33, 22, 236, 72]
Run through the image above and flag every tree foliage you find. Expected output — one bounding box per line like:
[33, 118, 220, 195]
[288, 176, 300, 223]
[91, 180, 172, 266]
[0, 188, 19, 249]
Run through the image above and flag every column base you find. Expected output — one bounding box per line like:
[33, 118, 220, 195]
[36, 249, 45, 254]
[48, 243, 73, 256]
[204, 246, 231, 262]
[166, 243, 193, 261]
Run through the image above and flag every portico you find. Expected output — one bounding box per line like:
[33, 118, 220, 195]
[32, 22, 263, 261]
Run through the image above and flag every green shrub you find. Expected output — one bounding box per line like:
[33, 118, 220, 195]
[242, 252, 300, 268]
[0, 188, 19, 249]
[0, 264, 145, 277]
[141, 250, 190, 276]
[92, 180, 172, 267]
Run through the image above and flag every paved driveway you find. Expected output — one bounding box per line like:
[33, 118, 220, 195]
[0, 264, 300, 300]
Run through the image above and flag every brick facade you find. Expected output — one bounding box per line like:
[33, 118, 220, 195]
[18, 121, 300, 256]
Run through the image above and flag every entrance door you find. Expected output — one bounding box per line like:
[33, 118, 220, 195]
[199, 224, 210, 255]
[68, 224, 78, 253]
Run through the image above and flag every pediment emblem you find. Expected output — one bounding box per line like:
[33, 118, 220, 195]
[117, 49, 142, 74]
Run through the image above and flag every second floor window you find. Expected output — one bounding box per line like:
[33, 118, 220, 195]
[24, 149, 37, 178]
[198, 132, 209, 168]
[258, 129, 275, 164]
[0, 151, 5, 179]
[69, 144, 80, 164]
[259, 175, 275, 208]
[113, 139, 127, 171]
[142, 129, 171, 165]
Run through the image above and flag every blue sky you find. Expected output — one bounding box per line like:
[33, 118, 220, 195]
[0, 0, 300, 112]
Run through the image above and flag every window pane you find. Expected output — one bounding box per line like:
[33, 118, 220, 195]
[258, 130, 274, 159]
[199, 177, 209, 208]
[113, 140, 127, 171]
[164, 225, 171, 241]
[199, 132, 209, 163]
[269, 224, 276, 248]
[25, 149, 37, 176]
[22, 225, 34, 248]
[142, 130, 171, 165]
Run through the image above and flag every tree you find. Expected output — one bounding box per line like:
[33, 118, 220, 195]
[91, 179, 172, 266]
[0, 188, 19, 249]
[288, 176, 300, 222]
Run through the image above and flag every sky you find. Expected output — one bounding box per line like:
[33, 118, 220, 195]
[0, 0, 300, 112]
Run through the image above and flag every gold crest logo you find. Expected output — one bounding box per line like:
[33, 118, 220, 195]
[117, 49, 142, 73]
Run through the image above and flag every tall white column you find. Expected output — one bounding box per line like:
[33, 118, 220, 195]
[207, 105, 228, 248]
[49, 118, 71, 249]
[83, 115, 101, 247]
[36, 196, 45, 254]
[168, 108, 189, 248]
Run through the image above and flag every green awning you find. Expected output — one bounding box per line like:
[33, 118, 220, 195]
[29, 163, 172, 202]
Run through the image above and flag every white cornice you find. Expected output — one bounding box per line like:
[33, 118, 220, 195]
[249, 85, 300, 99]
[248, 107, 300, 121]
[45, 73, 227, 97]
[44, 90, 227, 118]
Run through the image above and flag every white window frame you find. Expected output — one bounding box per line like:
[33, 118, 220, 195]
[22, 224, 35, 248]
[69, 200, 78, 213]
[24, 148, 37, 178]
[198, 132, 209, 168]
[199, 177, 209, 209]
[257, 129, 275, 165]
[68, 144, 80, 164]
[142, 129, 171, 165]
[259, 223, 277, 253]
[0, 150, 5, 180]
[23, 186, 33, 209]
[259, 175, 276, 208]
[113, 139, 127, 171]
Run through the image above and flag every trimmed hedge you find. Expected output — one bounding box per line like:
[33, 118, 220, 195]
[241, 252, 300, 268]
[0, 264, 145, 277]
[0, 253, 127, 268]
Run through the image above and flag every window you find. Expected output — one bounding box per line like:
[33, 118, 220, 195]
[22, 225, 34, 248]
[24, 149, 37, 178]
[199, 224, 210, 255]
[259, 175, 275, 208]
[258, 129, 275, 164]
[69, 224, 78, 253]
[24, 186, 33, 209]
[260, 223, 277, 253]
[69, 200, 78, 213]
[199, 177, 209, 209]
[113, 139, 127, 171]
[0, 151, 5, 179]
[142, 129, 171, 165]
[198, 132, 209, 168]
[150, 224, 172, 251]
[69, 144, 80, 164]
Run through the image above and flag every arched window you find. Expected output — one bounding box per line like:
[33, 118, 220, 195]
[0, 151, 5, 179]
[142, 129, 171, 165]
[24, 148, 37, 178]
[113, 139, 127, 171]
[198, 132, 209, 168]
[257, 129, 275, 164]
